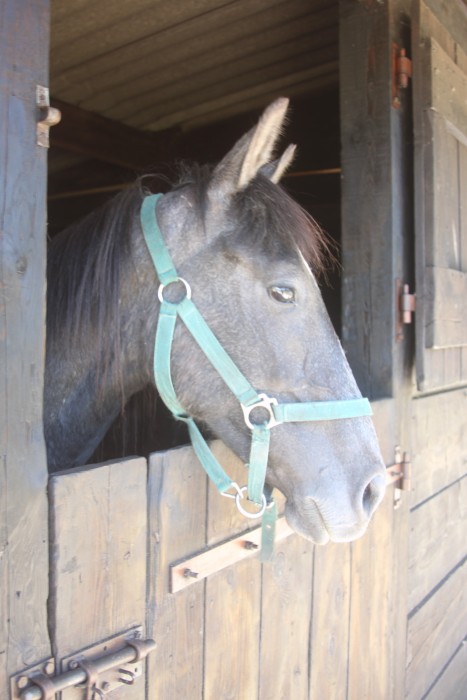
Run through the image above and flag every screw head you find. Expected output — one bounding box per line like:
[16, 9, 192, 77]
[43, 661, 54, 676]
[16, 676, 29, 690]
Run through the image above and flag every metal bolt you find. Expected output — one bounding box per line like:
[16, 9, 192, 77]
[102, 681, 111, 691]
[43, 661, 54, 676]
[69, 659, 79, 670]
[183, 568, 199, 579]
[16, 676, 29, 690]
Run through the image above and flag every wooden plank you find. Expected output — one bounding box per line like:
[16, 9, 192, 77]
[411, 387, 467, 506]
[424, 641, 467, 700]
[425, 268, 467, 347]
[51, 0, 303, 96]
[0, 0, 51, 685]
[50, 99, 178, 168]
[406, 558, 466, 700]
[204, 442, 262, 699]
[340, 0, 397, 398]
[425, 0, 467, 55]
[141, 62, 339, 132]
[51, 0, 229, 70]
[347, 395, 408, 700]
[146, 445, 208, 700]
[347, 481, 410, 700]
[170, 518, 294, 593]
[204, 559, 262, 699]
[408, 477, 467, 611]
[309, 543, 351, 699]
[93, 12, 337, 122]
[49, 458, 147, 699]
[430, 38, 467, 137]
[259, 535, 314, 700]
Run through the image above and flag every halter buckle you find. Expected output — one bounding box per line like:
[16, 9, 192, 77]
[241, 394, 280, 430]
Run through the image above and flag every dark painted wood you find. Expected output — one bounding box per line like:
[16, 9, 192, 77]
[51, 99, 181, 169]
[0, 0, 51, 684]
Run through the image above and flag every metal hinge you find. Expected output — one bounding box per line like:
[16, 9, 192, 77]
[392, 45, 412, 108]
[36, 86, 61, 148]
[386, 446, 412, 508]
[11, 627, 156, 699]
[396, 279, 416, 341]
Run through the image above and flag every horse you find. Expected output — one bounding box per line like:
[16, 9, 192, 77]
[44, 98, 386, 545]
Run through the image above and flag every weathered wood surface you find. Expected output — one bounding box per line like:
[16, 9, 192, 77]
[410, 387, 467, 506]
[0, 0, 51, 685]
[147, 445, 208, 699]
[408, 477, 467, 612]
[348, 399, 409, 700]
[424, 641, 467, 700]
[49, 458, 147, 699]
[144, 388, 405, 700]
[406, 558, 466, 700]
[412, 4, 467, 389]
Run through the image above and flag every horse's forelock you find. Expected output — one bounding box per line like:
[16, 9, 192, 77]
[231, 175, 333, 277]
[175, 164, 333, 276]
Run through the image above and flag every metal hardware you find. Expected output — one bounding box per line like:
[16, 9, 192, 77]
[392, 45, 412, 108]
[13, 628, 155, 699]
[386, 446, 412, 508]
[396, 49, 412, 89]
[36, 86, 61, 148]
[234, 486, 268, 519]
[241, 394, 280, 430]
[396, 279, 416, 341]
[157, 277, 191, 304]
[184, 568, 199, 579]
[170, 517, 294, 593]
[11, 659, 55, 700]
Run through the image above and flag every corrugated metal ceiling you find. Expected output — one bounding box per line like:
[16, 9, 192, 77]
[50, 0, 338, 133]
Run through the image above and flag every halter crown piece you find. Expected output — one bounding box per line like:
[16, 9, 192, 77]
[141, 194, 373, 560]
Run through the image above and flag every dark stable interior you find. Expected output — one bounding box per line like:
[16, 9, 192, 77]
[47, 89, 342, 464]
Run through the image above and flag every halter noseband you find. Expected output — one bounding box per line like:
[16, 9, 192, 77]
[141, 194, 372, 558]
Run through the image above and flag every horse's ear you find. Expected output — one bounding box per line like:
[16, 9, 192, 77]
[209, 97, 289, 197]
[260, 143, 296, 183]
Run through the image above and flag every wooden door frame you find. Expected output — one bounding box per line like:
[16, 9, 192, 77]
[0, 0, 51, 689]
[339, 1, 414, 697]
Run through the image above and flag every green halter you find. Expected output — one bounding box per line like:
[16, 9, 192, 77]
[141, 194, 372, 559]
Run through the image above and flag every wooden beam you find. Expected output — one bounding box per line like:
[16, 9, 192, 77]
[50, 98, 181, 169]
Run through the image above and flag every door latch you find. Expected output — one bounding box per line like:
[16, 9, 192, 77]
[36, 85, 61, 148]
[11, 627, 156, 699]
[386, 445, 411, 508]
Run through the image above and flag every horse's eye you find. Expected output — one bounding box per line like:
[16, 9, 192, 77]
[269, 285, 296, 304]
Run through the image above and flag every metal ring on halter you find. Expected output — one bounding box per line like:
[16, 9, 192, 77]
[234, 486, 267, 519]
[241, 393, 280, 430]
[220, 482, 244, 500]
[157, 277, 192, 304]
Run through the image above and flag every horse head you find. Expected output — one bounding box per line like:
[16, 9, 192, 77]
[152, 98, 386, 544]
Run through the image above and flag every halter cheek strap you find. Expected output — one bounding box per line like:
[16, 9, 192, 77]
[141, 194, 372, 559]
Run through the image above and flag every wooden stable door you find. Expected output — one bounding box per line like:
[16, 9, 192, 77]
[46, 420, 405, 700]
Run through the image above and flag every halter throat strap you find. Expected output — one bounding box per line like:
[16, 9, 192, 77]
[140, 194, 372, 556]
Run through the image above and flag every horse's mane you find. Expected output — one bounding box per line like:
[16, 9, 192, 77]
[46, 166, 331, 392]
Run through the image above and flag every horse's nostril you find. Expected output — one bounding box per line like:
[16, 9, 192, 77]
[362, 474, 386, 517]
